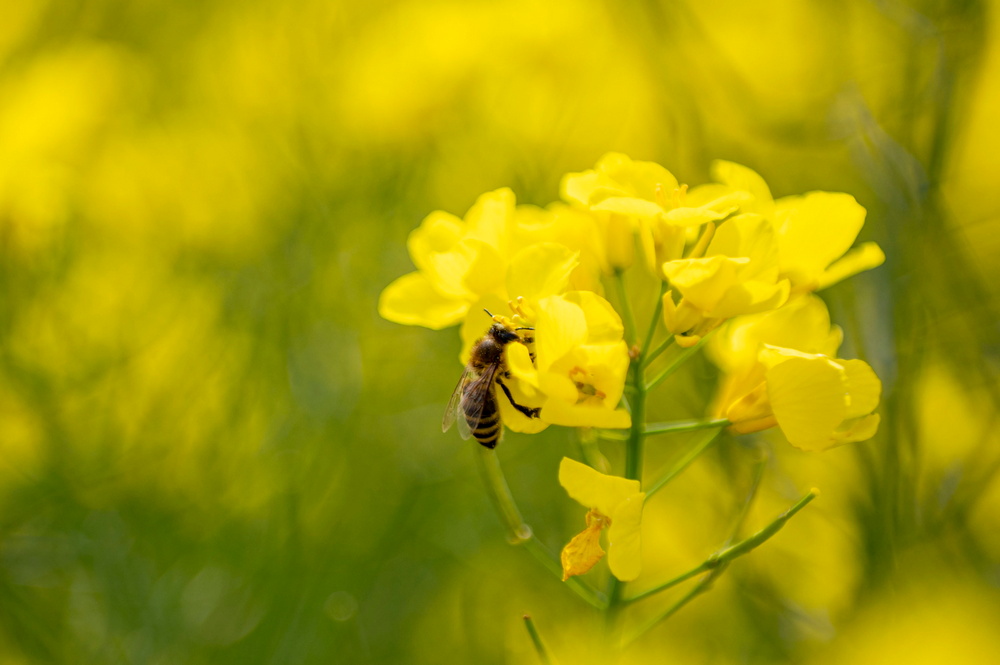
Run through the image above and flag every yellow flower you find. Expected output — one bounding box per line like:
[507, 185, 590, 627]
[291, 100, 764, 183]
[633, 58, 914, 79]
[707, 295, 843, 425]
[379, 188, 600, 330]
[558, 457, 645, 581]
[711, 160, 885, 291]
[725, 345, 882, 452]
[504, 292, 631, 430]
[661, 214, 790, 345]
[562, 153, 745, 274]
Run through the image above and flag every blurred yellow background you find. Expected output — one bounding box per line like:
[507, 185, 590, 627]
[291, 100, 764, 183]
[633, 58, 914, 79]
[1, 0, 998, 663]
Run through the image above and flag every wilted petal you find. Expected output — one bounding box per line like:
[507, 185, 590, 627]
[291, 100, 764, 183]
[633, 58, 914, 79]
[561, 511, 607, 580]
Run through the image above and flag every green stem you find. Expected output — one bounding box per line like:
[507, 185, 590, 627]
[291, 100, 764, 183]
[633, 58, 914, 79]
[522, 615, 553, 665]
[613, 270, 637, 346]
[475, 447, 608, 609]
[643, 418, 729, 437]
[640, 281, 668, 357]
[475, 447, 532, 544]
[641, 336, 674, 369]
[645, 427, 724, 498]
[624, 488, 819, 606]
[644, 333, 714, 392]
[606, 325, 647, 621]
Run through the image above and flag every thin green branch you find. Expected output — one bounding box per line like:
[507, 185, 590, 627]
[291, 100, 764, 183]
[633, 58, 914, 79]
[640, 281, 668, 359]
[475, 447, 608, 609]
[643, 418, 729, 437]
[522, 615, 553, 665]
[613, 270, 637, 346]
[641, 335, 674, 369]
[624, 488, 819, 607]
[645, 427, 724, 498]
[645, 333, 714, 392]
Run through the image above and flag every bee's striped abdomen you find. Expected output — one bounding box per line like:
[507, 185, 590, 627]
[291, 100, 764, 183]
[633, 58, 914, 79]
[468, 391, 501, 449]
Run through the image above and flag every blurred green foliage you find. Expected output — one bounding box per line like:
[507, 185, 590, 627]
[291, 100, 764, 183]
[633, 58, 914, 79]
[0, 0, 998, 663]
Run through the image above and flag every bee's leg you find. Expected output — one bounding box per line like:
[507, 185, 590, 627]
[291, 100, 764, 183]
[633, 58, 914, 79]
[496, 377, 541, 419]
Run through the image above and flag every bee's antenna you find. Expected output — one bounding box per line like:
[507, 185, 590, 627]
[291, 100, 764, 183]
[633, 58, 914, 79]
[514, 327, 534, 331]
[483, 308, 494, 318]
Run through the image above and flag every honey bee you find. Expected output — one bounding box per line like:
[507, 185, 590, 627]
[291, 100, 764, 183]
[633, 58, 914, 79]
[442, 310, 540, 448]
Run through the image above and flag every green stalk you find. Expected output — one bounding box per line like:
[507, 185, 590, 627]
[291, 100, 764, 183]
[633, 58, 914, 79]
[475, 447, 532, 544]
[475, 447, 608, 609]
[645, 427, 724, 498]
[643, 418, 729, 436]
[645, 333, 714, 392]
[522, 615, 553, 665]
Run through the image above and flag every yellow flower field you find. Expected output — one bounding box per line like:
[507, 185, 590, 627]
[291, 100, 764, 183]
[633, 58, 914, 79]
[1, 1, 999, 663]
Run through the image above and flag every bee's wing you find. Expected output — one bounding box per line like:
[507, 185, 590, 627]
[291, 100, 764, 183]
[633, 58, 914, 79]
[442, 364, 478, 438]
[458, 362, 501, 436]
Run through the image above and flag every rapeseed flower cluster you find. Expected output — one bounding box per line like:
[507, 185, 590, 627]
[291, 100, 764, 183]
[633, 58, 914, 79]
[380, 153, 884, 586]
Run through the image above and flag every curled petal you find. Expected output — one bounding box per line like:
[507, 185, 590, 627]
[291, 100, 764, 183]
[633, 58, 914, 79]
[817, 242, 886, 290]
[773, 192, 866, 285]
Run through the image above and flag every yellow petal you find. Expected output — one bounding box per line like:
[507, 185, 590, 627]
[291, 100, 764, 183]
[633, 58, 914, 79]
[378, 272, 468, 330]
[662, 256, 747, 312]
[538, 371, 580, 404]
[816, 242, 886, 290]
[592, 196, 663, 218]
[766, 355, 849, 452]
[458, 239, 507, 296]
[663, 205, 731, 226]
[561, 511, 607, 580]
[535, 296, 587, 368]
[607, 493, 645, 581]
[597, 152, 678, 200]
[842, 359, 882, 418]
[506, 343, 541, 394]
[707, 278, 790, 319]
[560, 291, 624, 345]
[465, 188, 515, 251]
[506, 243, 579, 302]
[710, 160, 774, 216]
[707, 294, 843, 373]
[498, 385, 549, 434]
[706, 214, 778, 276]
[560, 170, 602, 206]
[831, 413, 880, 446]
[773, 192, 867, 285]
[407, 210, 463, 273]
[543, 398, 631, 428]
[604, 213, 635, 271]
[661, 291, 702, 335]
[559, 457, 641, 518]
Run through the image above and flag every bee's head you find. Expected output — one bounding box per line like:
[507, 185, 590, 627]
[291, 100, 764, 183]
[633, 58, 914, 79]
[483, 309, 527, 345]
